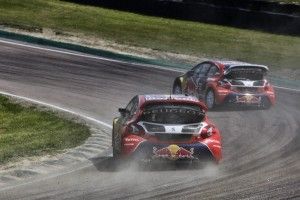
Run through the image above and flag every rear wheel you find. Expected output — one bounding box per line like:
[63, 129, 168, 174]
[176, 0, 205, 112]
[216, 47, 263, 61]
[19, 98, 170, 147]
[205, 89, 216, 109]
[261, 98, 271, 110]
[112, 128, 121, 159]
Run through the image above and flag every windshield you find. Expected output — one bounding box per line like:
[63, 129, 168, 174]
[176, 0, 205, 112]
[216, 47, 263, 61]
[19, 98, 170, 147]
[141, 103, 205, 124]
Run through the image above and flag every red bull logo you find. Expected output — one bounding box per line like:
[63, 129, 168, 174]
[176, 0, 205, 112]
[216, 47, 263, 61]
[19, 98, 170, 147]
[237, 95, 260, 103]
[153, 144, 194, 160]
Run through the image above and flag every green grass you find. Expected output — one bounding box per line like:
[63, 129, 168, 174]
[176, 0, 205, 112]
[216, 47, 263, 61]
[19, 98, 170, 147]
[0, 95, 90, 164]
[0, 0, 299, 69]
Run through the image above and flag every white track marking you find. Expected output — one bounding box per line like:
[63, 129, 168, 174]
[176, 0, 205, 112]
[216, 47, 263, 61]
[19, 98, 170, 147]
[0, 91, 112, 129]
[0, 39, 183, 73]
[271, 85, 300, 92]
[0, 38, 299, 92]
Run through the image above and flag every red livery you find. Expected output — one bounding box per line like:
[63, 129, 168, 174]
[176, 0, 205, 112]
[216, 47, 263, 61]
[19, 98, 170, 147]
[172, 60, 276, 109]
[112, 94, 222, 164]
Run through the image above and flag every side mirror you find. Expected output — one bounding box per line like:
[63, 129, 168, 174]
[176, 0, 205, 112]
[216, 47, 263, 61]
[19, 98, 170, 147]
[118, 108, 128, 117]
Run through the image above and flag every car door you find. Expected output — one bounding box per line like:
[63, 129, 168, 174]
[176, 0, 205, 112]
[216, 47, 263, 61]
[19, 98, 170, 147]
[206, 64, 220, 82]
[113, 96, 139, 154]
[196, 63, 211, 95]
[114, 96, 139, 137]
[186, 63, 203, 96]
[187, 63, 211, 97]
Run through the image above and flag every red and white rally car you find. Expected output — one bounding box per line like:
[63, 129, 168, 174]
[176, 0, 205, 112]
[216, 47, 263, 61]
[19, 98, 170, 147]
[172, 60, 276, 109]
[112, 94, 222, 164]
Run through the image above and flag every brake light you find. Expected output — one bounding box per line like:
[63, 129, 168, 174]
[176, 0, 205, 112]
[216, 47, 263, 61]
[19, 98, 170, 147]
[200, 126, 215, 138]
[264, 83, 272, 91]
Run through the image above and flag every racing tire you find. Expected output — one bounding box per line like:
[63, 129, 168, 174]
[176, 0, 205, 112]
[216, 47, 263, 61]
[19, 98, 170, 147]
[260, 98, 271, 110]
[173, 82, 182, 94]
[112, 127, 121, 159]
[205, 89, 216, 109]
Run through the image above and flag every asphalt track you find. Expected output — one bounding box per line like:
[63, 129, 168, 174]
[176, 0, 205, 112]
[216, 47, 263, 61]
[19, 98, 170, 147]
[0, 39, 299, 199]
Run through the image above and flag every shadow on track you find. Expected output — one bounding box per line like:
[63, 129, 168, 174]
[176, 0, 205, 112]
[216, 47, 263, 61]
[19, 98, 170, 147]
[209, 105, 268, 112]
[90, 156, 215, 172]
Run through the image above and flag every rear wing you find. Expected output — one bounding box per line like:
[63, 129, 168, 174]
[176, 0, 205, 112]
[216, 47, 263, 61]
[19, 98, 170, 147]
[224, 65, 269, 75]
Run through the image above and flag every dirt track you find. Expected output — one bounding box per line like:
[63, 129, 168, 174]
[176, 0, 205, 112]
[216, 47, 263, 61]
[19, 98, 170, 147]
[0, 39, 299, 199]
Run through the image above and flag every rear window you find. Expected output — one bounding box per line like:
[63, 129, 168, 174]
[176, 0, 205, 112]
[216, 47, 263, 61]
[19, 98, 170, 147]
[225, 67, 266, 80]
[141, 103, 205, 124]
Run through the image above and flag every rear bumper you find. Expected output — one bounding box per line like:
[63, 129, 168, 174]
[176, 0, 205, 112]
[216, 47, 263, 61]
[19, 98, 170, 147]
[124, 141, 216, 162]
[221, 93, 275, 106]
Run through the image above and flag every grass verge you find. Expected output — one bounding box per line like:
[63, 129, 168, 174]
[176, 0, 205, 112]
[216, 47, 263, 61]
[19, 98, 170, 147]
[0, 0, 299, 70]
[0, 95, 90, 164]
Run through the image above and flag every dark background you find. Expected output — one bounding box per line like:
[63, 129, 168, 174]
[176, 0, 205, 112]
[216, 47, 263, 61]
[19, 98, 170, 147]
[64, 0, 300, 35]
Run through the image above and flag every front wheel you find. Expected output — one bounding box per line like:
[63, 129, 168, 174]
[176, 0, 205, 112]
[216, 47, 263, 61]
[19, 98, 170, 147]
[205, 89, 216, 109]
[173, 84, 182, 94]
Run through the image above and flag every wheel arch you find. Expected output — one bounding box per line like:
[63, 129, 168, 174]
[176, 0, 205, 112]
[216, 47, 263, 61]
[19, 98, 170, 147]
[172, 76, 184, 93]
[173, 77, 182, 87]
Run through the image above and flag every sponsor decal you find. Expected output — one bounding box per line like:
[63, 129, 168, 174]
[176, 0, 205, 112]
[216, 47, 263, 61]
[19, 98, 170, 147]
[153, 144, 194, 160]
[236, 95, 260, 103]
[242, 80, 255, 87]
[124, 143, 135, 146]
[124, 138, 140, 142]
[165, 125, 182, 133]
